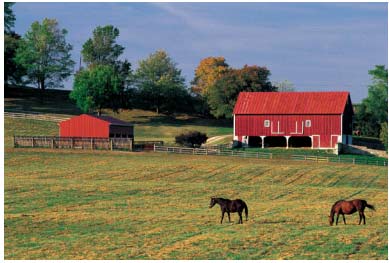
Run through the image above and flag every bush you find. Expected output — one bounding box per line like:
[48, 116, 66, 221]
[175, 131, 208, 148]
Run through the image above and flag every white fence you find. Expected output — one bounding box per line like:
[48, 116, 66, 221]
[154, 146, 387, 167]
[5, 111, 71, 122]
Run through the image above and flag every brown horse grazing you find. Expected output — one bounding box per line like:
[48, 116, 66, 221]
[209, 197, 248, 224]
[329, 199, 375, 226]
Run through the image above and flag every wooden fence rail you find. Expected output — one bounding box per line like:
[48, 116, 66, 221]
[154, 146, 387, 167]
[14, 136, 133, 151]
[5, 111, 71, 122]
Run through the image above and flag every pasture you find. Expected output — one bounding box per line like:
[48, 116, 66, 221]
[5, 148, 388, 259]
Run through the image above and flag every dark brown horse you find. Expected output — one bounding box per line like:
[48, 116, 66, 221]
[209, 197, 248, 224]
[328, 199, 375, 226]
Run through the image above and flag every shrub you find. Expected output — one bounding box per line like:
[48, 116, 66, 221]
[175, 131, 208, 148]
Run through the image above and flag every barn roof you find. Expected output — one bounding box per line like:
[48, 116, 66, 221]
[233, 91, 351, 115]
[87, 114, 133, 127]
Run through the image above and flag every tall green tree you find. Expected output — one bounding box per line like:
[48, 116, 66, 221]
[208, 65, 276, 118]
[4, 2, 16, 34]
[15, 18, 75, 90]
[355, 65, 388, 138]
[135, 50, 189, 114]
[5, 32, 26, 85]
[81, 25, 125, 67]
[70, 64, 131, 115]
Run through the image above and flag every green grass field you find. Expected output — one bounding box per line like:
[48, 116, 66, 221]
[4, 89, 388, 259]
[5, 147, 388, 259]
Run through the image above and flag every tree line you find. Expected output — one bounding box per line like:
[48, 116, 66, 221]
[4, 3, 388, 148]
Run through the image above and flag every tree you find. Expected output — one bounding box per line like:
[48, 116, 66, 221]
[134, 50, 189, 114]
[70, 64, 131, 115]
[191, 56, 229, 96]
[191, 57, 229, 115]
[81, 25, 125, 67]
[175, 131, 208, 148]
[5, 32, 26, 85]
[15, 18, 75, 90]
[4, 2, 16, 34]
[272, 80, 295, 92]
[208, 65, 276, 118]
[355, 65, 388, 137]
[364, 65, 388, 124]
[380, 122, 388, 152]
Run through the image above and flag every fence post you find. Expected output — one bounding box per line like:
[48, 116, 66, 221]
[32, 137, 34, 148]
[270, 153, 272, 159]
[91, 138, 93, 150]
[110, 139, 113, 151]
[13, 136, 16, 148]
[51, 138, 54, 149]
[353, 158, 355, 165]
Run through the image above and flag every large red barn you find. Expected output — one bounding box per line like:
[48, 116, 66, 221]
[233, 91, 353, 149]
[59, 114, 134, 139]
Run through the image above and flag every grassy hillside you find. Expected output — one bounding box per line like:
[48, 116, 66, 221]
[5, 87, 233, 145]
[5, 148, 388, 260]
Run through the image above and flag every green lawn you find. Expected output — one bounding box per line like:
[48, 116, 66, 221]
[4, 91, 388, 259]
[5, 148, 388, 259]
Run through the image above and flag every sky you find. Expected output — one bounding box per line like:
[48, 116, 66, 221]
[12, 2, 388, 103]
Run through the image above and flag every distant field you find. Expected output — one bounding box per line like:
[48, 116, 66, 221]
[5, 148, 388, 259]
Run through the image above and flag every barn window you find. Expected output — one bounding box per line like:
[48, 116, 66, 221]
[305, 120, 311, 127]
[264, 120, 270, 127]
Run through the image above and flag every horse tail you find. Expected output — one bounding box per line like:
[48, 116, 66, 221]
[366, 202, 375, 211]
[243, 202, 248, 221]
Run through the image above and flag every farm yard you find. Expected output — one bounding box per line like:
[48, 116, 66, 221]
[4, 90, 388, 259]
[5, 146, 388, 259]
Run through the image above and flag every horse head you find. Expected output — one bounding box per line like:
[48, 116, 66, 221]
[209, 197, 217, 208]
[328, 215, 334, 226]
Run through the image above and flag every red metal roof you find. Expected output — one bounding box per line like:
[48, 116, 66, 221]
[233, 91, 351, 115]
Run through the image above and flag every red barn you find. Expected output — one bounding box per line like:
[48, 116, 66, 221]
[59, 114, 134, 139]
[233, 91, 353, 149]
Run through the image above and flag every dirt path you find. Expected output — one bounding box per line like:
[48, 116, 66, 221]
[205, 135, 231, 145]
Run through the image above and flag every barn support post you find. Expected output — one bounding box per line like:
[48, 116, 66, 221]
[285, 136, 290, 149]
[260, 136, 266, 148]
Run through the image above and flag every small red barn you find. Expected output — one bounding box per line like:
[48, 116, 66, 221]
[233, 91, 353, 149]
[59, 114, 134, 139]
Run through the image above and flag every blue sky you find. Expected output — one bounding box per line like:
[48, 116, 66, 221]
[12, 2, 388, 103]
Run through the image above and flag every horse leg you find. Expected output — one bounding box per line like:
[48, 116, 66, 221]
[336, 214, 340, 225]
[227, 212, 231, 223]
[342, 214, 346, 225]
[238, 212, 243, 224]
[362, 212, 366, 225]
[358, 211, 363, 225]
[221, 211, 225, 224]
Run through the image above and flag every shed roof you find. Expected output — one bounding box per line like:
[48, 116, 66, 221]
[233, 91, 351, 115]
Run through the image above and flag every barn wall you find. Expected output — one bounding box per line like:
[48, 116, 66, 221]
[235, 114, 342, 148]
[60, 115, 110, 138]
